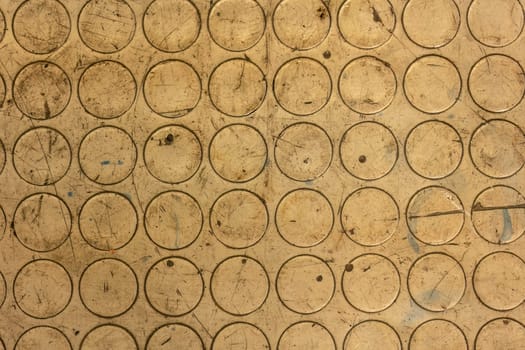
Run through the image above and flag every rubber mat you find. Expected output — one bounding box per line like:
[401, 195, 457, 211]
[0, 0, 524, 349]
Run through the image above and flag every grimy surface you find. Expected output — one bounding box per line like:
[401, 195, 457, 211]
[0, 0, 524, 349]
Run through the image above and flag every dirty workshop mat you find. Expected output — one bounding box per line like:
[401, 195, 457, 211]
[0, 0, 524, 348]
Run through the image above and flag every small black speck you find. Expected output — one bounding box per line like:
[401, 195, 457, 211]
[241, 258, 247, 264]
[44, 63, 49, 68]
[216, 220, 221, 227]
[165, 133, 174, 145]
[316, 275, 323, 282]
[323, 50, 331, 59]
[345, 263, 354, 272]
[74, 330, 80, 336]
[503, 319, 510, 325]
[358, 155, 367, 163]
[166, 260, 174, 267]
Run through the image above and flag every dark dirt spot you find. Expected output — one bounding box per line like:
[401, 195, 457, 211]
[165, 133, 174, 145]
[166, 260, 174, 267]
[323, 50, 331, 59]
[316, 275, 323, 282]
[345, 263, 354, 272]
[241, 258, 247, 264]
[216, 220, 221, 227]
[372, 7, 383, 24]
[503, 319, 510, 325]
[317, 7, 327, 19]
[359, 155, 367, 163]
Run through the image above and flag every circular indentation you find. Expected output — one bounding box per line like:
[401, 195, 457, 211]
[80, 324, 138, 350]
[473, 251, 525, 310]
[408, 253, 466, 311]
[147, 323, 204, 350]
[14, 193, 72, 252]
[145, 256, 204, 316]
[278, 321, 335, 350]
[79, 60, 136, 119]
[211, 256, 269, 315]
[0, 139, 4, 176]
[15, 326, 71, 350]
[79, 192, 137, 251]
[0, 205, 6, 242]
[405, 120, 463, 179]
[404, 55, 461, 114]
[468, 54, 525, 113]
[340, 121, 398, 180]
[341, 187, 399, 246]
[209, 124, 267, 182]
[339, 56, 396, 114]
[13, 127, 71, 185]
[469, 119, 525, 178]
[273, 0, 330, 50]
[472, 186, 525, 244]
[13, 0, 70, 54]
[14, 259, 72, 319]
[79, 126, 137, 185]
[143, 60, 201, 118]
[468, 0, 524, 48]
[13, 61, 71, 120]
[402, 0, 460, 48]
[0, 272, 6, 308]
[274, 122, 333, 181]
[0, 74, 5, 108]
[409, 319, 467, 350]
[342, 254, 400, 312]
[475, 318, 525, 350]
[80, 258, 138, 317]
[338, 0, 395, 49]
[276, 188, 333, 247]
[276, 254, 335, 314]
[407, 186, 464, 245]
[144, 124, 202, 184]
[210, 190, 268, 249]
[143, 0, 200, 52]
[208, 0, 266, 51]
[145, 191, 203, 250]
[78, 0, 135, 53]
[0, 10, 5, 43]
[274, 58, 331, 116]
[212, 322, 270, 350]
[344, 320, 401, 350]
[209, 59, 266, 117]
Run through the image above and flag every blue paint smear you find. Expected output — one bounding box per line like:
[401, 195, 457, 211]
[304, 180, 313, 186]
[67, 192, 73, 197]
[500, 208, 513, 243]
[407, 231, 420, 254]
[100, 160, 111, 165]
[124, 193, 132, 200]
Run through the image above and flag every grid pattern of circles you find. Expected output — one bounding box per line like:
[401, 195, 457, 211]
[0, 0, 524, 349]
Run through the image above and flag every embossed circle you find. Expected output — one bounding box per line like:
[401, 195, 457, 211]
[276, 254, 335, 314]
[407, 186, 464, 245]
[14, 193, 72, 252]
[405, 120, 463, 179]
[340, 121, 398, 180]
[274, 122, 333, 181]
[338, 0, 395, 49]
[209, 59, 266, 117]
[468, 54, 525, 113]
[473, 251, 525, 311]
[79, 192, 138, 251]
[409, 319, 467, 350]
[273, 57, 332, 116]
[344, 320, 401, 350]
[145, 191, 203, 250]
[273, 0, 330, 50]
[404, 55, 461, 114]
[339, 56, 396, 114]
[15, 326, 72, 350]
[341, 187, 399, 246]
[278, 321, 335, 350]
[209, 124, 267, 182]
[210, 190, 268, 249]
[13, 0, 70, 54]
[145, 257, 204, 316]
[80, 324, 138, 350]
[408, 253, 466, 311]
[13, 61, 71, 120]
[0, 10, 5, 43]
[342, 254, 400, 312]
[147, 323, 204, 350]
[212, 322, 270, 350]
[469, 119, 525, 178]
[276, 188, 333, 247]
[0, 272, 6, 309]
[143, 0, 201, 52]
[475, 318, 525, 350]
[14, 259, 72, 319]
[472, 185, 525, 244]
[79, 60, 137, 119]
[13, 127, 71, 186]
[79, 258, 138, 317]
[79, 126, 137, 185]
[78, 0, 136, 53]
[144, 125, 202, 184]
[208, 0, 266, 51]
[402, 0, 460, 48]
[143, 60, 201, 118]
